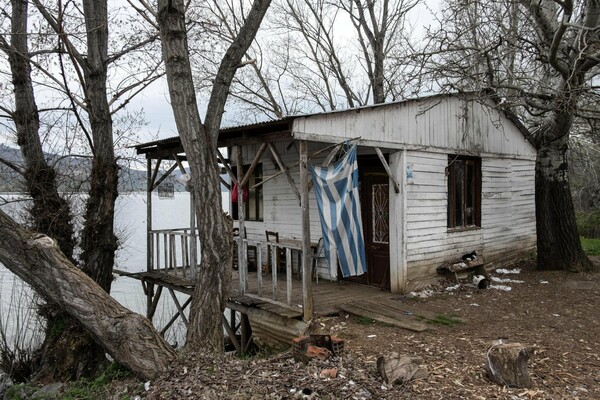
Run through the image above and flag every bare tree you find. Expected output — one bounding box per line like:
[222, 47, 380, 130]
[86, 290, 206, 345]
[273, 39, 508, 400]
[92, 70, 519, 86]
[156, 0, 271, 351]
[340, 0, 419, 103]
[0, 0, 76, 260]
[417, 0, 598, 271]
[190, 0, 418, 122]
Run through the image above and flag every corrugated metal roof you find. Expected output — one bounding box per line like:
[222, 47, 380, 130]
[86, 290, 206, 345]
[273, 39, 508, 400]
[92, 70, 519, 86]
[134, 91, 532, 151]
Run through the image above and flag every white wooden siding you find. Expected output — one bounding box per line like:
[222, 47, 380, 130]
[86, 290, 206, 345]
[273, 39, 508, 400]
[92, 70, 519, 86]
[403, 151, 536, 288]
[293, 96, 536, 158]
[234, 142, 332, 278]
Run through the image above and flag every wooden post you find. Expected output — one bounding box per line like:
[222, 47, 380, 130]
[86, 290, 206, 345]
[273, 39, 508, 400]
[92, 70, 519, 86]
[236, 146, 248, 294]
[146, 157, 154, 319]
[300, 140, 313, 320]
[190, 191, 198, 279]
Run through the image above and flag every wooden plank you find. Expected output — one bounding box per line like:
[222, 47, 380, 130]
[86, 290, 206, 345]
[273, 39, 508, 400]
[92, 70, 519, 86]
[375, 147, 400, 194]
[268, 143, 301, 202]
[390, 301, 468, 324]
[240, 142, 268, 188]
[232, 294, 303, 318]
[217, 149, 237, 184]
[236, 146, 247, 294]
[338, 302, 428, 332]
[300, 140, 313, 321]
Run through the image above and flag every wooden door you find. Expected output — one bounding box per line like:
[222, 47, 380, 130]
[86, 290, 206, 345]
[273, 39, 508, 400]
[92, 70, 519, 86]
[345, 159, 390, 289]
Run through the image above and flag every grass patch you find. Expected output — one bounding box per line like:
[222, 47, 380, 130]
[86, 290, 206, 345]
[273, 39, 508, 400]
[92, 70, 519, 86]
[60, 362, 134, 400]
[581, 237, 600, 256]
[355, 316, 376, 325]
[424, 315, 463, 326]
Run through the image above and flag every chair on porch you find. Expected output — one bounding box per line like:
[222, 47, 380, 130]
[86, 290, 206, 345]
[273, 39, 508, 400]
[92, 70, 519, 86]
[265, 230, 286, 273]
[233, 227, 257, 271]
[312, 237, 325, 283]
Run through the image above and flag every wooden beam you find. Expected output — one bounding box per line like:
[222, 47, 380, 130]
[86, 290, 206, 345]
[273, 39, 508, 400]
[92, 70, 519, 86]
[236, 146, 248, 294]
[222, 315, 241, 352]
[151, 163, 178, 191]
[150, 158, 162, 190]
[240, 142, 268, 187]
[268, 143, 300, 202]
[168, 288, 189, 327]
[160, 296, 193, 335]
[217, 149, 237, 184]
[147, 285, 163, 320]
[375, 147, 400, 194]
[174, 156, 187, 174]
[220, 177, 231, 190]
[300, 140, 313, 321]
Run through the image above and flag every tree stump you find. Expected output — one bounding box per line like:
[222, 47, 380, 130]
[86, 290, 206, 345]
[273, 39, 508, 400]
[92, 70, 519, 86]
[485, 342, 532, 388]
[377, 352, 428, 384]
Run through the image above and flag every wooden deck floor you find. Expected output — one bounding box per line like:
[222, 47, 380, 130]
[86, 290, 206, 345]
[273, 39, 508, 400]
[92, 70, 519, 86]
[114, 268, 442, 333]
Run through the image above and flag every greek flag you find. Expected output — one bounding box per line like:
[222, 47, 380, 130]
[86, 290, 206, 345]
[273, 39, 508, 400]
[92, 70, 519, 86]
[310, 145, 367, 277]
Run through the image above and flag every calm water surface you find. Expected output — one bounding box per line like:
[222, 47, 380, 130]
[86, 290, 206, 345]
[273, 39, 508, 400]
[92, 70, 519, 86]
[0, 192, 229, 345]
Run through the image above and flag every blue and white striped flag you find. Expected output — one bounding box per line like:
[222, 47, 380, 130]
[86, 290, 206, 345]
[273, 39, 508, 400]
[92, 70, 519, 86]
[310, 145, 367, 278]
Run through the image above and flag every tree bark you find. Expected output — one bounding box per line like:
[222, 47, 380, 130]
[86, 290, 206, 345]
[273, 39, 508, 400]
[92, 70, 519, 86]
[2, 0, 76, 261]
[79, 0, 119, 293]
[156, 0, 271, 351]
[536, 135, 593, 271]
[0, 210, 176, 381]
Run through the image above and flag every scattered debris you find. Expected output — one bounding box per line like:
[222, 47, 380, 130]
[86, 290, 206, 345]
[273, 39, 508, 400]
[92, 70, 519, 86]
[490, 284, 512, 291]
[319, 368, 338, 379]
[445, 284, 460, 291]
[410, 289, 435, 298]
[491, 276, 525, 284]
[496, 268, 521, 274]
[292, 334, 344, 363]
[377, 352, 428, 385]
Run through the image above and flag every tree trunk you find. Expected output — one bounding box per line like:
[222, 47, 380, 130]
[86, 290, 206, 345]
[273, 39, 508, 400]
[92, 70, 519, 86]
[156, 0, 232, 351]
[79, 0, 119, 293]
[0, 209, 176, 381]
[535, 135, 593, 271]
[5, 0, 76, 261]
[3, 0, 103, 382]
[157, 0, 271, 351]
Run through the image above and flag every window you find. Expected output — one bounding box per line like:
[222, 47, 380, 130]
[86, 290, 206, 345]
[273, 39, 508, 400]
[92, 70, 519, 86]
[232, 164, 263, 221]
[447, 156, 481, 229]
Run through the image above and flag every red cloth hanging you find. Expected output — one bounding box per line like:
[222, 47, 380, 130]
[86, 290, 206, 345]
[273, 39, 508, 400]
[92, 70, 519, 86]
[232, 183, 249, 203]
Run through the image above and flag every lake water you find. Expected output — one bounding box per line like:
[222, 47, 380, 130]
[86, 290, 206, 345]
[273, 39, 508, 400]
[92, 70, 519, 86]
[0, 192, 230, 346]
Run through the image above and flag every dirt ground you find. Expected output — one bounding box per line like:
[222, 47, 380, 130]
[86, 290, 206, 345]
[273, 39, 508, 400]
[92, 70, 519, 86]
[143, 256, 600, 400]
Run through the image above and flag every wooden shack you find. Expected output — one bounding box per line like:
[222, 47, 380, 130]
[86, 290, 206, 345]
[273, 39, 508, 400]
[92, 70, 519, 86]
[129, 92, 537, 346]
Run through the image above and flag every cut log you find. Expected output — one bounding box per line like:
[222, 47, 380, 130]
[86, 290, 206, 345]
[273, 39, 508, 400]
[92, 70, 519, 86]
[485, 342, 532, 388]
[377, 352, 428, 384]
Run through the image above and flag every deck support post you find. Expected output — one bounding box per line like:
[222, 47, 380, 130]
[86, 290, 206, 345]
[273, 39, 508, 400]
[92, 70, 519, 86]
[146, 158, 154, 318]
[236, 146, 248, 294]
[240, 312, 252, 354]
[300, 140, 314, 321]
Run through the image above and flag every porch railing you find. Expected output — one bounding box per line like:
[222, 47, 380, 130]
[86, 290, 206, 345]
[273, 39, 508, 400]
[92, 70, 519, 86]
[235, 237, 310, 312]
[149, 228, 200, 280]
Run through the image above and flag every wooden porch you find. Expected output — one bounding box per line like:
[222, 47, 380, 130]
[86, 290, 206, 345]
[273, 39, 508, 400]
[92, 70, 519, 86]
[115, 267, 437, 351]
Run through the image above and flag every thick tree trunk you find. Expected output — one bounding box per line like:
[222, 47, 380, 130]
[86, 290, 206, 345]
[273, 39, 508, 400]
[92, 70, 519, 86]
[79, 0, 119, 293]
[156, 0, 232, 351]
[0, 210, 176, 381]
[535, 135, 593, 271]
[157, 0, 271, 351]
[4, 0, 103, 382]
[5, 0, 76, 261]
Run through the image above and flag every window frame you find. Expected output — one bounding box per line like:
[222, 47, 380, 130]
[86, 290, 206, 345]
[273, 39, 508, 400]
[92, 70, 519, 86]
[447, 155, 482, 230]
[231, 163, 263, 222]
